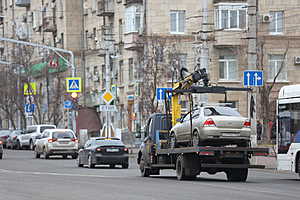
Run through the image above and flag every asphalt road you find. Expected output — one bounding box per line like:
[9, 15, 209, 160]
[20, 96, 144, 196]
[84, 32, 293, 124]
[0, 150, 299, 200]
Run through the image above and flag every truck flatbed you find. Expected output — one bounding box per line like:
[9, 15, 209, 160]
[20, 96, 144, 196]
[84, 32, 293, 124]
[157, 146, 269, 155]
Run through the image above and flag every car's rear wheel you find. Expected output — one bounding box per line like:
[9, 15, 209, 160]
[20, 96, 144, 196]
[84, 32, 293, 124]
[43, 148, 49, 159]
[16, 141, 21, 150]
[77, 157, 83, 167]
[192, 131, 200, 147]
[88, 155, 95, 168]
[35, 151, 40, 159]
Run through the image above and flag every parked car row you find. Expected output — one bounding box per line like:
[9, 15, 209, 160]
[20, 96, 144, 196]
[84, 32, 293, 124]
[1, 125, 130, 169]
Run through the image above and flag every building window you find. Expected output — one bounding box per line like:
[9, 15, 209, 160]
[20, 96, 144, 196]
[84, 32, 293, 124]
[170, 10, 185, 34]
[215, 4, 247, 30]
[124, 5, 142, 33]
[128, 58, 134, 81]
[269, 11, 284, 34]
[219, 55, 237, 81]
[268, 54, 287, 81]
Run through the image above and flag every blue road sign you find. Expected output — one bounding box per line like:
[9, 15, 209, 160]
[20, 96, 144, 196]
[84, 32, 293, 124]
[66, 77, 81, 92]
[25, 104, 35, 113]
[156, 88, 172, 100]
[64, 100, 73, 109]
[243, 70, 263, 86]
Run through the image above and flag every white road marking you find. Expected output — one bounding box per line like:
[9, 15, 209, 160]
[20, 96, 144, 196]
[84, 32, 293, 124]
[0, 168, 130, 178]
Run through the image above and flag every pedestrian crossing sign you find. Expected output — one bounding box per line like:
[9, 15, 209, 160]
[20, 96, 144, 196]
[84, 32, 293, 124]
[66, 77, 81, 92]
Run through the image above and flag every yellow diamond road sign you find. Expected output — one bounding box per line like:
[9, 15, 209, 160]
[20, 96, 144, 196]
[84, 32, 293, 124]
[102, 91, 114, 104]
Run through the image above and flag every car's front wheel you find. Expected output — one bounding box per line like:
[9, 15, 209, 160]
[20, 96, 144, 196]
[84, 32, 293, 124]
[192, 131, 200, 147]
[29, 140, 34, 150]
[88, 155, 95, 168]
[35, 151, 40, 159]
[77, 157, 83, 167]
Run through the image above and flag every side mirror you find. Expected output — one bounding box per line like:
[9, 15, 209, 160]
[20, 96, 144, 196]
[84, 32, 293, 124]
[176, 118, 182, 123]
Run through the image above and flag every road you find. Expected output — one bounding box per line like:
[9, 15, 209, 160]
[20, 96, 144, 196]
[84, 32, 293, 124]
[0, 150, 299, 200]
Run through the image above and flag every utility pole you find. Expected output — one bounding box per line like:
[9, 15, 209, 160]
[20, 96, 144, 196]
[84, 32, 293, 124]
[197, 0, 209, 103]
[247, 0, 258, 145]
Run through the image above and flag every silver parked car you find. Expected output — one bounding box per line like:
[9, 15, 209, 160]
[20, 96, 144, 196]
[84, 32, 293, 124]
[34, 129, 78, 159]
[170, 106, 251, 147]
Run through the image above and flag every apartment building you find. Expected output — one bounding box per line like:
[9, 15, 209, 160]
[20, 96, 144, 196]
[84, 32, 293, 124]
[2, 0, 300, 134]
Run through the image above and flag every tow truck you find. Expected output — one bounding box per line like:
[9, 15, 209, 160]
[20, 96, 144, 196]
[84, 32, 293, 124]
[137, 68, 269, 182]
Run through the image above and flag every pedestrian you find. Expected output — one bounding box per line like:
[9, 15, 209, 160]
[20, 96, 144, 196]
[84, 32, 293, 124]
[257, 120, 262, 141]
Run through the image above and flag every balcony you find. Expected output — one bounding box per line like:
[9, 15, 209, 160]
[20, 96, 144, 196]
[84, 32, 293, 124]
[124, 0, 143, 5]
[213, 31, 246, 47]
[96, 0, 114, 17]
[15, 0, 31, 7]
[43, 17, 56, 32]
[124, 32, 143, 51]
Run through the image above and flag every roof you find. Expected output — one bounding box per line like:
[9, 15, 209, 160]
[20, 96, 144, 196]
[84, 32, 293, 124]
[278, 85, 300, 99]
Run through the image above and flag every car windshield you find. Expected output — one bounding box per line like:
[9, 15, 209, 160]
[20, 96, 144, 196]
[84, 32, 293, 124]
[52, 131, 74, 139]
[41, 126, 55, 132]
[93, 139, 124, 146]
[204, 107, 241, 117]
[0, 130, 11, 136]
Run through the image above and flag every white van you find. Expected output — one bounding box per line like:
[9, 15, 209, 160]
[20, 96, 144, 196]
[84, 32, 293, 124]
[17, 124, 56, 150]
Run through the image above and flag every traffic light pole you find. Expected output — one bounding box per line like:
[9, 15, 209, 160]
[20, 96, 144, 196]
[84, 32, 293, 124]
[0, 37, 76, 130]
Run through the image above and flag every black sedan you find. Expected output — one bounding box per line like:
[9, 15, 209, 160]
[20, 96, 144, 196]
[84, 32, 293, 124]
[77, 137, 129, 169]
[6, 130, 24, 149]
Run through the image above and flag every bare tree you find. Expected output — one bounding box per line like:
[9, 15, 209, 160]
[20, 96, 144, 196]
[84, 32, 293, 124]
[257, 40, 289, 142]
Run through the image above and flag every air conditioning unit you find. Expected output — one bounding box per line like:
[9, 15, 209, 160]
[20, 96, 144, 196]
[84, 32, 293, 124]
[294, 56, 300, 65]
[262, 14, 273, 23]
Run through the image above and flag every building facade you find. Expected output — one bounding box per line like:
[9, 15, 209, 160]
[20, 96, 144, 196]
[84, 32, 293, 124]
[1, 0, 300, 137]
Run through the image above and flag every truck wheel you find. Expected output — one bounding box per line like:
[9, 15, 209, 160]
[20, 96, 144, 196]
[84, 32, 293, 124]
[139, 155, 150, 177]
[226, 168, 248, 182]
[192, 131, 200, 147]
[176, 155, 187, 180]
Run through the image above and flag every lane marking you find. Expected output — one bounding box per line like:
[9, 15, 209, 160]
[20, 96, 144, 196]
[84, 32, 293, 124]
[0, 168, 130, 179]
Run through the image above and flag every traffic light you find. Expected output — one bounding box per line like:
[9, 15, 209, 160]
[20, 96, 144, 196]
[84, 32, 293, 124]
[70, 92, 79, 110]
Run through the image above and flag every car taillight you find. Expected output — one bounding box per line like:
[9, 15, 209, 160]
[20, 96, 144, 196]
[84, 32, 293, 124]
[0, 141, 3, 144]
[96, 148, 102, 152]
[243, 120, 251, 128]
[124, 148, 128, 153]
[71, 138, 78, 143]
[48, 138, 57, 143]
[203, 118, 216, 127]
[13, 136, 17, 139]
